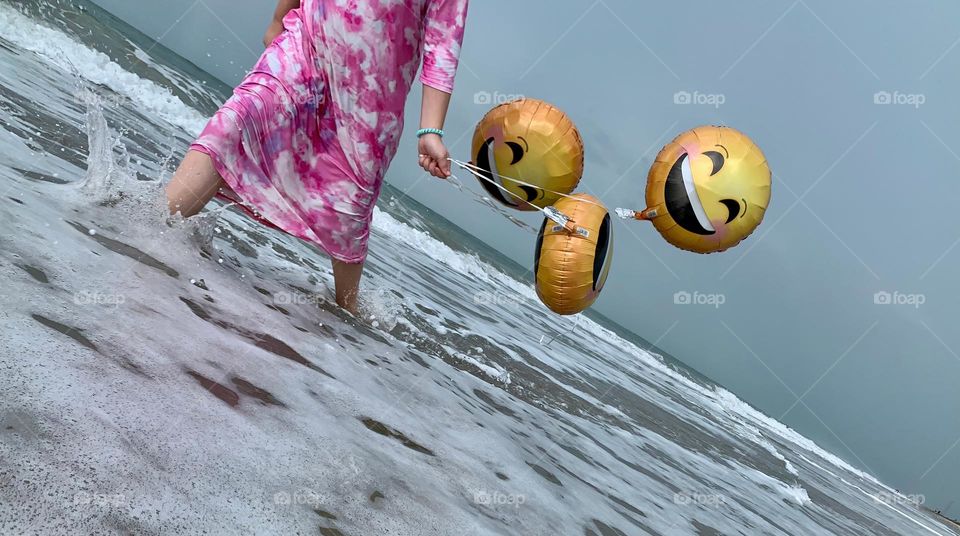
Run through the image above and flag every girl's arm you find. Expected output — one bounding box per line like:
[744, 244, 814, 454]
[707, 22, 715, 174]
[418, 86, 453, 178]
[264, 0, 301, 47]
[417, 0, 469, 179]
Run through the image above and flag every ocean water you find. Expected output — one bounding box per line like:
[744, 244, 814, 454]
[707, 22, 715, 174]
[0, 1, 956, 534]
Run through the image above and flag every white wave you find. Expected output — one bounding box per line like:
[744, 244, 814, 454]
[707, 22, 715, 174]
[712, 387, 881, 485]
[371, 206, 538, 301]
[0, 3, 207, 135]
[443, 345, 511, 385]
[738, 465, 811, 507]
[765, 439, 800, 477]
[750, 427, 800, 478]
[783, 484, 812, 506]
[845, 479, 951, 536]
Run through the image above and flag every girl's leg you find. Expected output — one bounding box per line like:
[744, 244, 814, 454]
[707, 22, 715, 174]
[169, 151, 365, 315]
[332, 260, 363, 314]
[166, 150, 225, 217]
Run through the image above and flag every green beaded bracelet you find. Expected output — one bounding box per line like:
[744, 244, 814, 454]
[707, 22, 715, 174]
[417, 128, 444, 138]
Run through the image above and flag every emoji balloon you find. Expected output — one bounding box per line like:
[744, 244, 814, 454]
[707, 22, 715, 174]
[535, 194, 613, 315]
[471, 98, 584, 211]
[618, 126, 771, 254]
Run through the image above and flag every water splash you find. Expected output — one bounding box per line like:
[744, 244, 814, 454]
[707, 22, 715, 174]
[77, 92, 133, 203]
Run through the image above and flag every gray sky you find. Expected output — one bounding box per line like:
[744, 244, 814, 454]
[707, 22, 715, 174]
[93, 0, 960, 515]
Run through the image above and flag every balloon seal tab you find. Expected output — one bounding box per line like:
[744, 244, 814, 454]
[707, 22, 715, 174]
[543, 206, 572, 228]
[616, 207, 656, 221]
[615, 208, 636, 220]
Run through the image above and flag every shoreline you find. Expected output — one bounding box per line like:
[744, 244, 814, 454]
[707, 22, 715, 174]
[922, 507, 960, 533]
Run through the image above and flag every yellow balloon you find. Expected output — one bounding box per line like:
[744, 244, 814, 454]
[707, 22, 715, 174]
[644, 126, 771, 254]
[535, 194, 613, 315]
[471, 98, 584, 211]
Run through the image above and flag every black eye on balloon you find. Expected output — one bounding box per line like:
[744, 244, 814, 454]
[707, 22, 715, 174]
[506, 142, 525, 165]
[720, 199, 741, 223]
[704, 151, 725, 176]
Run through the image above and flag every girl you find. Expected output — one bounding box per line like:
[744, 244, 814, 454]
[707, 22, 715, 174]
[165, 0, 469, 313]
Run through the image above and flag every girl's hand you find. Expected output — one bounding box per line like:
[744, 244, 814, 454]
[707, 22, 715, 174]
[263, 20, 284, 48]
[418, 134, 451, 179]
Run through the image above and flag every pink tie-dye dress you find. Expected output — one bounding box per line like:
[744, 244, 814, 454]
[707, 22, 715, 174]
[190, 0, 469, 263]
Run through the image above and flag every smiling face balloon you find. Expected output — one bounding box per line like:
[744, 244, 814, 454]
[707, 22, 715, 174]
[471, 99, 584, 211]
[644, 126, 771, 254]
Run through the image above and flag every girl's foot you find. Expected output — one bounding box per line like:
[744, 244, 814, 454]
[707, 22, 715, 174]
[332, 260, 363, 314]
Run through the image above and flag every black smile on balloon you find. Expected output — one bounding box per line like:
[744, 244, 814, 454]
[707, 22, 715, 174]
[665, 154, 714, 235]
[666, 152, 745, 232]
[475, 137, 541, 205]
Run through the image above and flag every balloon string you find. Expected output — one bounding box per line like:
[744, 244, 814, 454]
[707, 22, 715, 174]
[453, 158, 649, 222]
[444, 172, 539, 234]
[448, 159, 575, 228]
[448, 159, 548, 209]
[539, 314, 583, 347]
[439, 158, 651, 228]
[449, 158, 608, 210]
